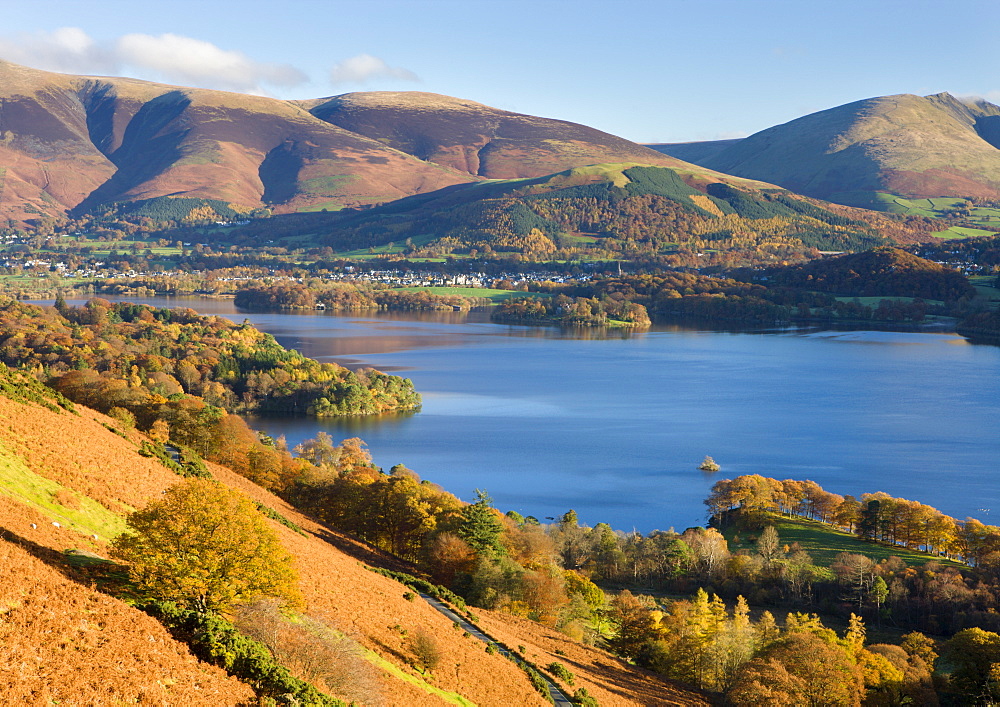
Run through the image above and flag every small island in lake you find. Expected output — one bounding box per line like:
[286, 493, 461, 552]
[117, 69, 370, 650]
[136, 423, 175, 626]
[699, 455, 721, 472]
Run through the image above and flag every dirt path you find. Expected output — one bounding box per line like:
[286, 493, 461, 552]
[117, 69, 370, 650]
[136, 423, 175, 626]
[420, 593, 573, 706]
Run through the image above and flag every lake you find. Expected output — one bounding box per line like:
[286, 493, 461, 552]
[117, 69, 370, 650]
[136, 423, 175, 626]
[55, 297, 1000, 532]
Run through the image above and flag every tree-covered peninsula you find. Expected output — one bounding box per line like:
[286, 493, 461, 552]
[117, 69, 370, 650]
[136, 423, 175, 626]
[0, 297, 420, 419]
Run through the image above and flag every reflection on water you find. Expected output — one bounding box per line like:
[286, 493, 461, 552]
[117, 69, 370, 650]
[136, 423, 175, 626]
[37, 295, 1000, 532]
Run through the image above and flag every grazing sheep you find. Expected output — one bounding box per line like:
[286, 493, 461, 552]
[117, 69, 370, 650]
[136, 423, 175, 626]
[52, 522, 60, 528]
[29, 523, 36, 529]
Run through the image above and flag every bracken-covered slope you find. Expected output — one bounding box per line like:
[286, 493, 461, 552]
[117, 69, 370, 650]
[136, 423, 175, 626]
[0, 367, 707, 705]
[0, 61, 742, 227]
[300, 91, 716, 180]
[650, 92, 1000, 207]
[0, 60, 475, 223]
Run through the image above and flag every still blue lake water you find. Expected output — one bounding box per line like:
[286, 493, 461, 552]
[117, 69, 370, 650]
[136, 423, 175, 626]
[58, 297, 1000, 532]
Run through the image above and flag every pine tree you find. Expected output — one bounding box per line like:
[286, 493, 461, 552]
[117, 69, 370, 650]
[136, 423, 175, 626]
[458, 489, 506, 557]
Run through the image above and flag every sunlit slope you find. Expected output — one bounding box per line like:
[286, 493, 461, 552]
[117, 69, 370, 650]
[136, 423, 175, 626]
[0, 60, 475, 222]
[653, 92, 1000, 206]
[0, 369, 706, 705]
[301, 90, 745, 183]
[0, 60, 764, 226]
[273, 162, 932, 254]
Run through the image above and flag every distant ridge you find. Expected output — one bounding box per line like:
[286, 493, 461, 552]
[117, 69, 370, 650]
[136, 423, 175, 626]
[650, 92, 1000, 208]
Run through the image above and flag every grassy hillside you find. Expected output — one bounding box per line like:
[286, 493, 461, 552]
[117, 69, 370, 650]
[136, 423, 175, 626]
[661, 92, 1000, 207]
[0, 365, 704, 705]
[0, 60, 474, 224]
[0, 61, 739, 228]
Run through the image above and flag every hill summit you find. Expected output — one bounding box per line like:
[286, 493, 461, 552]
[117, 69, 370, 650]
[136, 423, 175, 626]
[651, 92, 1000, 208]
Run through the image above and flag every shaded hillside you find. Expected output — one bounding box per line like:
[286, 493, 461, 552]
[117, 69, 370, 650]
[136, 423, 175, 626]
[645, 138, 742, 164]
[655, 92, 1000, 207]
[757, 246, 976, 300]
[248, 163, 934, 258]
[0, 60, 474, 223]
[0, 364, 708, 705]
[301, 91, 715, 180]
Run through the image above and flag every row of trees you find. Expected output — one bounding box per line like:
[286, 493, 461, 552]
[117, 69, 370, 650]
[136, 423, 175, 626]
[705, 473, 1000, 564]
[234, 283, 489, 312]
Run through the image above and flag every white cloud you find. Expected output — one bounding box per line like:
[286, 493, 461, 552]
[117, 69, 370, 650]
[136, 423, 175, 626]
[0, 27, 306, 94]
[0, 27, 117, 74]
[116, 33, 306, 93]
[958, 91, 1000, 106]
[329, 53, 418, 85]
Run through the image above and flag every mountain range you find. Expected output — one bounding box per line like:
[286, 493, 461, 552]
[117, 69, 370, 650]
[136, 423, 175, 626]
[3, 59, 999, 248]
[0, 60, 707, 225]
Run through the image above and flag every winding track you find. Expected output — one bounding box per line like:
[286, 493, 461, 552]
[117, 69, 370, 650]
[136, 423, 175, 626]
[419, 593, 573, 706]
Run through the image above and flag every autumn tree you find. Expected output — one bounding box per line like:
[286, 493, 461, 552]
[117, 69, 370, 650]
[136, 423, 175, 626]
[943, 628, 1000, 702]
[111, 478, 300, 613]
[729, 631, 864, 707]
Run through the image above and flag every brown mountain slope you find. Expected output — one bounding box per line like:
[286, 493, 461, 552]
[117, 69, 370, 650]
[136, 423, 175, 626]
[0, 384, 707, 705]
[300, 91, 722, 180]
[0, 60, 474, 222]
[0, 61, 755, 226]
[652, 92, 1000, 205]
[0, 535, 257, 704]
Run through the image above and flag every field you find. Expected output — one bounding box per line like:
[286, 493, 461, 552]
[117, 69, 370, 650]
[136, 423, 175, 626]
[970, 275, 1000, 304]
[865, 193, 1000, 237]
[392, 286, 534, 303]
[727, 514, 963, 568]
[931, 225, 998, 239]
[833, 295, 945, 307]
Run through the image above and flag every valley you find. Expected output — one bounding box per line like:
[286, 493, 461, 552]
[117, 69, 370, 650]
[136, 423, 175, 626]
[4, 41, 1000, 704]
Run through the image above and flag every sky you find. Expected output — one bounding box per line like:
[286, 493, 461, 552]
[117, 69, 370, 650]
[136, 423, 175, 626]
[1, 0, 998, 144]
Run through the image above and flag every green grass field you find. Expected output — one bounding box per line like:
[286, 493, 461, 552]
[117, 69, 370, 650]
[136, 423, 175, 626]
[932, 225, 998, 239]
[392, 286, 532, 302]
[833, 295, 945, 307]
[0, 443, 127, 540]
[727, 514, 962, 569]
[862, 194, 1000, 236]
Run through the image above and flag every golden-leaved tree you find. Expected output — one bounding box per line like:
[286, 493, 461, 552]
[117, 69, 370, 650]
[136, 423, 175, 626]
[111, 478, 301, 613]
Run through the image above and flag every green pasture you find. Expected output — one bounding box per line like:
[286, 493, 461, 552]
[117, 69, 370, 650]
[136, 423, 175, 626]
[393, 286, 532, 302]
[932, 225, 997, 239]
[861, 193, 1000, 233]
[561, 234, 600, 244]
[727, 514, 961, 569]
[0, 443, 127, 540]
[833, 295, 944, 307]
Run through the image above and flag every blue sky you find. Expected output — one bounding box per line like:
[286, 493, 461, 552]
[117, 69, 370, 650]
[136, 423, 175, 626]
[2, 0, 998, 144]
